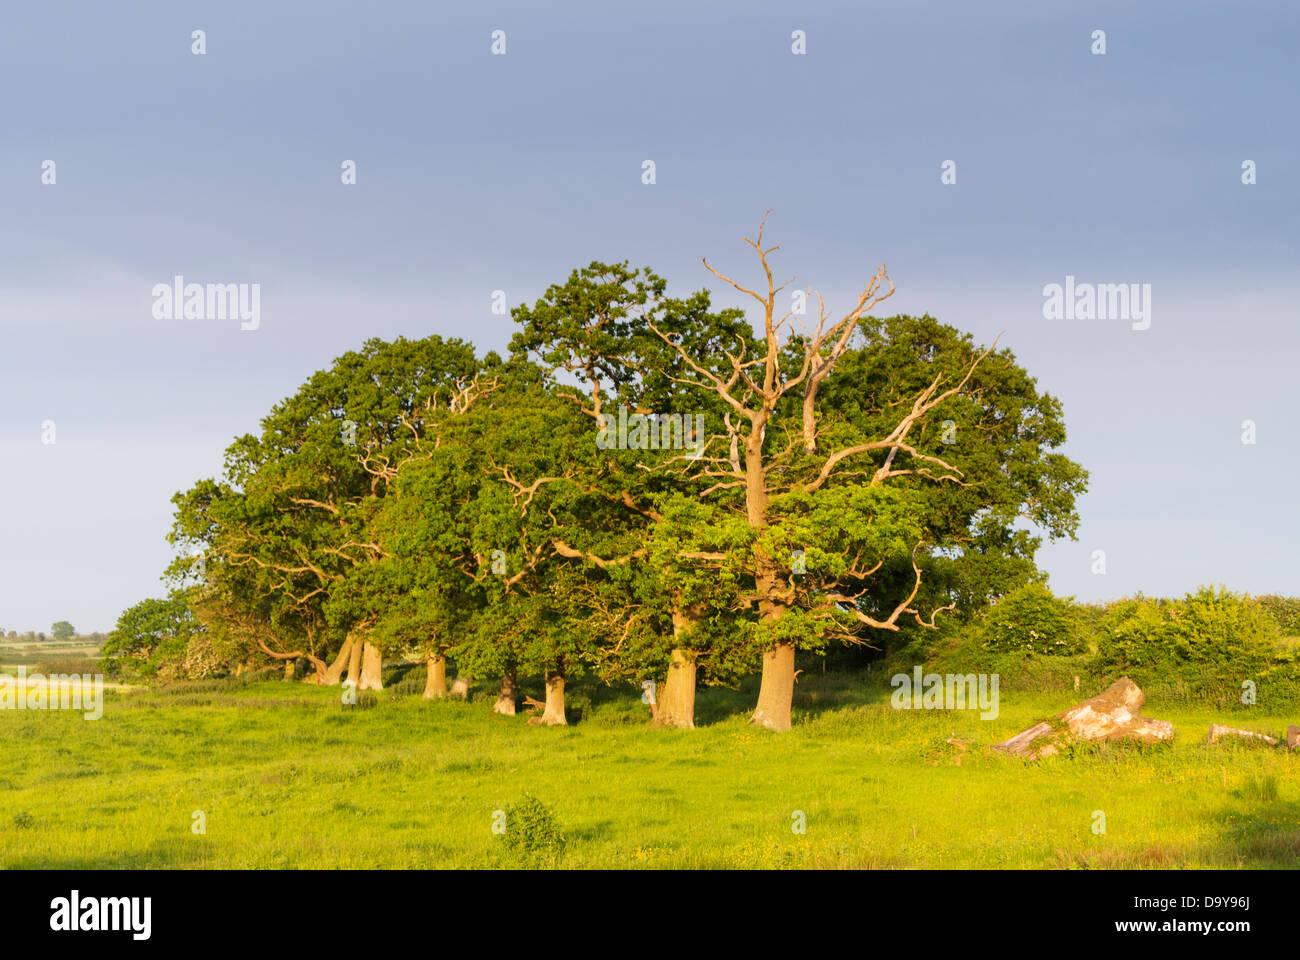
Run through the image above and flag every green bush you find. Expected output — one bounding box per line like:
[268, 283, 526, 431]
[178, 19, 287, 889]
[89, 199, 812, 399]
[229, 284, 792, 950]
[903, 586, 1300, 708]
[921, 632, 1092, 694]
[980, 583, 1085, 656]
[1253, 594, 1300, 635]
[1095, 587, 1277, 675]
[498, 794, 565, 864]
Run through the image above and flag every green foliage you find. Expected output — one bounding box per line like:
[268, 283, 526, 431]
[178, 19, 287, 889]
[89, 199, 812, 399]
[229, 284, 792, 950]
[50, 621, 76, 642]
[168, 333, 494, 675]
[1253, 594, 1300, 635]
[101, 592, 198, 681]
[1094, 587, 1279, 681]
[1236, 774, 1279, 804]
[498, 794, 565, 864]
[144, 254, 1089, 722]
[908, 587, 1300, 709]
[819, 315, 1088, 615]
[981, 583, 1086, 656]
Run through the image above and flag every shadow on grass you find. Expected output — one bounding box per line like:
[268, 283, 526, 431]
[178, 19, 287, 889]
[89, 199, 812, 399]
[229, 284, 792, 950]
[515, 661, 898, 729]
[5, 838, 202, 870]
[1208, 796, 1300, 867]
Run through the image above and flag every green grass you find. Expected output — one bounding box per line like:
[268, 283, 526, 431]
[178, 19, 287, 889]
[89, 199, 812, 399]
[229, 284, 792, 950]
[1, 669, 1297, 868]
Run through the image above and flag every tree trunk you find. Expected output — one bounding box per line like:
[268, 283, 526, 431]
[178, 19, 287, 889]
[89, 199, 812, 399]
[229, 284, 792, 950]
[282, 660, 295, 681]
[653, 647, 697, 729]
[450, 674, 471, 698]
[752, 643, 795, 731]
[493, 672, 517, 716]
[750, 549, 795, 731]
[344, 636, 363, 688]
[423, 655, 447, 699]
[538, 673, 566, 726]
[318, 638, 353, 686]
[743, 424, 795, 732]
[359, 643, 383, 691]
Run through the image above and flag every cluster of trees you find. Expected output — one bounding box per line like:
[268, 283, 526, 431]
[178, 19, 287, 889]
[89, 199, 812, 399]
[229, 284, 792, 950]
[116, 222, 1087, 730]
[0, 623, 101, 644]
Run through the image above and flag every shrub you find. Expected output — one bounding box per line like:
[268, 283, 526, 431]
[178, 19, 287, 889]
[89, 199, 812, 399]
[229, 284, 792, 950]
[1088, 587, 1295, 706]
[980, 583, 1085, 656]
[1095, 587, 1277, 675]
[498, 795, 565, 864]
[921, 632, 1092, 694]
[1253, 595, 1300, 635]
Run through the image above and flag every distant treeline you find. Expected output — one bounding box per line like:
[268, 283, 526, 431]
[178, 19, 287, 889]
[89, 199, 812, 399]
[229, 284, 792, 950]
[0, 623, 106, 645]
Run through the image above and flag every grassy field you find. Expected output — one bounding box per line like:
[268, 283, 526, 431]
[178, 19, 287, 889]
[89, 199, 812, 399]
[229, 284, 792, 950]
[0, 640, 101, 671]
[1, 668, 1297, 869]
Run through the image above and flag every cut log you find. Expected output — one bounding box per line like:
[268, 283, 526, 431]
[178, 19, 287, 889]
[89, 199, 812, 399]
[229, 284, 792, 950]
[1206, 724, 1278, 747]
[995, 678, 1174, 760]
[1289, 724, 1300, 750]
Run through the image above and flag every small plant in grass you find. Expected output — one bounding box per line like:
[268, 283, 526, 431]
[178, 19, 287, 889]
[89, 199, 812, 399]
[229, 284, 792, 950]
[498, 794, 565, 865]
[1236, 774, 1279, 803]
[342, 692, 378, 710]
[13, 811, 35, 829]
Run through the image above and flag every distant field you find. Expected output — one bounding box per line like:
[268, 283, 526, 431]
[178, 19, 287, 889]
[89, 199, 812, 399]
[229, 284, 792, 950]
[0, 640, 100, 671]
[1, 669, 1296, 869]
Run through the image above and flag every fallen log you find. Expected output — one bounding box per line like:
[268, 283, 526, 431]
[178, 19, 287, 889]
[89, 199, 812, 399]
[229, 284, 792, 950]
[995, 678, 1173, 760]
[1207, 724, 1278, 747]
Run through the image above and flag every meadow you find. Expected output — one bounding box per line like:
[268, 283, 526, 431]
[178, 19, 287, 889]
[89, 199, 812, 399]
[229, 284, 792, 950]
[0, 639, 101, 671]
[2, 667, 1296, 869]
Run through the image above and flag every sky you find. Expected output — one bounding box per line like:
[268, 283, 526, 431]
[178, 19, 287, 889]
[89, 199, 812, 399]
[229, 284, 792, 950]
[1, 1, 1297, 632]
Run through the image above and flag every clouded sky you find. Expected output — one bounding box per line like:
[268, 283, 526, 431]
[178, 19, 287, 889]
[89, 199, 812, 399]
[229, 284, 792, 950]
[2, 1, 1297, 631]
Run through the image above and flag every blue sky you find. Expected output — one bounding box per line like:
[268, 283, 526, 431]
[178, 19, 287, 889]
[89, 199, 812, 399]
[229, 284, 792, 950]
[2, 1, 1297, 631]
